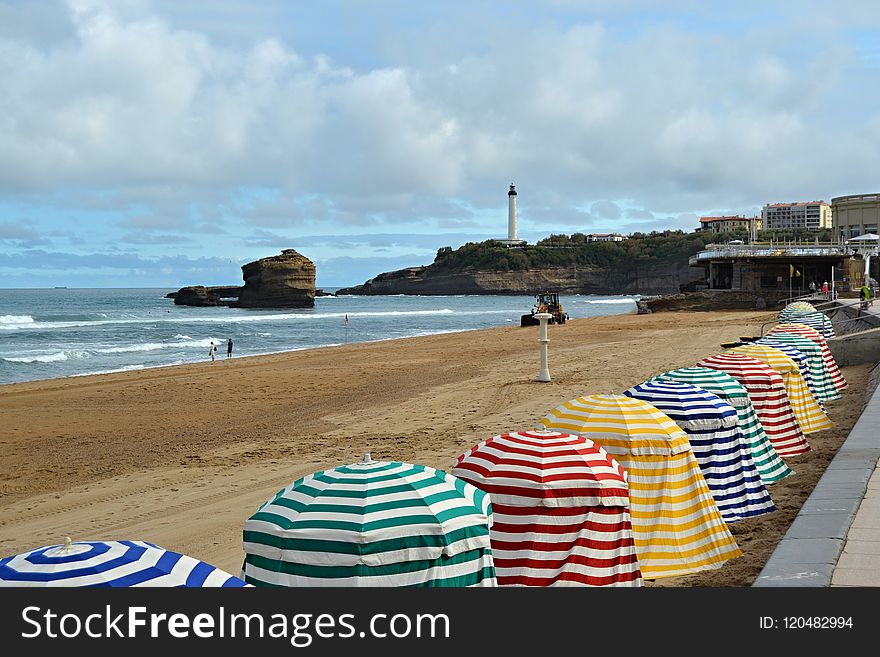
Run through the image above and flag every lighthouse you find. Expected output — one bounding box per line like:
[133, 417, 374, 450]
[508, 183, 518, 241]
[499, 183, 526, 246]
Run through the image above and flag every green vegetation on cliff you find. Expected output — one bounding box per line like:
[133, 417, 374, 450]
[431, 230, 711, 272]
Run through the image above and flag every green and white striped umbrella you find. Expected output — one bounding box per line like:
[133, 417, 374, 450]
[242, 455, 497, 587]
[777, 309, 835, 338]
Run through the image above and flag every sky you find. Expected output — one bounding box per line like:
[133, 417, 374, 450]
[2, 0, 880, 288]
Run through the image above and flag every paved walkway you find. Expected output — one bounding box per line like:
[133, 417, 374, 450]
[754, 300, 880, 586]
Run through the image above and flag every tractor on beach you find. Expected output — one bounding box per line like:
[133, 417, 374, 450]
[521, 292, 567, 327]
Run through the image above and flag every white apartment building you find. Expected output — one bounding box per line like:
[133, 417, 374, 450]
[761, 201, 832, 231]
[586, 233, 625, 242]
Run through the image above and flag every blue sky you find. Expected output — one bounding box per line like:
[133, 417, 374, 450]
[2, 0, 880, 288]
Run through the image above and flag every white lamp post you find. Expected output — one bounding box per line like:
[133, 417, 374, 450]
[534, 312, 552, 382]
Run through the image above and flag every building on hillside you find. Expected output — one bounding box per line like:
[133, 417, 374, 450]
[586, 233, 626, 242]
[697, 215, 761, 234]
[761, 201, 832, 231]
[832, 193, 880, 241]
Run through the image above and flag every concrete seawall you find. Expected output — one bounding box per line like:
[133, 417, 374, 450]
[826, 301, 880, 368]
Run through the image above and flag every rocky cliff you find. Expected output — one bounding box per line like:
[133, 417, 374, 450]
[336, 260, 702, 296]
[169, 249, 316, 308]
[235, 249, 316, 308]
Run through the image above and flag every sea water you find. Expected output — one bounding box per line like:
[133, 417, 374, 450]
[0, 289, 639, 385]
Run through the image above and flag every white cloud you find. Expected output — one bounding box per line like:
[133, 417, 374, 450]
[2, 0, 880, 275]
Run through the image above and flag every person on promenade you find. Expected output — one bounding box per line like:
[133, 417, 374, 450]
[209, 341, 216, 362]
[809, 281, 816, 296]
[227, 338, 233, 359]
[822, 281, 829, 299]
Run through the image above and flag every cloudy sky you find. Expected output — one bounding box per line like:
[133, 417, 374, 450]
[2, 0, 880, 288]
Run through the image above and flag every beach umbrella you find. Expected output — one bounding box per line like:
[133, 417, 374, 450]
[784, 301, 815, 313]
[777, 309, 835, 338]
[623, 380, 775, 522]
[242, 456, 497, 587]
[695, 355, 810, 458]
[767, 322, 847, 391]
[0, 538, 247, 587]
[779, 302, 815, 318]
[753, 338, 821, 403]
[656, 367, 793, 484]
[728, 344, 833, 433]
[757, 333, 841, 403]
[538, 394, 741, 580]
[451, 430, 642, 587]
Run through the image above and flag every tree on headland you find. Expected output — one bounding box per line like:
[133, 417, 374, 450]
[429, 230, 712, 273]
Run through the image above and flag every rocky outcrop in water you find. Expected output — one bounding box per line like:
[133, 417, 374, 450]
[235, 249, 316, 308]
[168, 286, 242, 306]
[169, 249, 316, 308]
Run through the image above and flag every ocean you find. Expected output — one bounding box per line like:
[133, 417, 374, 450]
[0, 288, 640, 385]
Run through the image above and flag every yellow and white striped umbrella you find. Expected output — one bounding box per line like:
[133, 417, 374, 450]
[767, 322, 847, 391]
[728, 344, 833, 433]
[538, 394, 741, 580]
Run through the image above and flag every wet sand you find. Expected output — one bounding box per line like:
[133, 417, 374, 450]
[0, 309, 869, 584]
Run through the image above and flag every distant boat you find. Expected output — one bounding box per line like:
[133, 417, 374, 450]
[54, 286, 67, 289]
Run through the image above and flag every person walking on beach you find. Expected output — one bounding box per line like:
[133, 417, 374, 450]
[209, 341, 217, 362]
[227, 338, 233, 359]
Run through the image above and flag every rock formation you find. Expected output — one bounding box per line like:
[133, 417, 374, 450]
[169, 249, 316, 308]
[336, 261, 703, 297]
[235, 249, 316, 308]
[168, 286, 242, 306]
[642, 289, 793, 312]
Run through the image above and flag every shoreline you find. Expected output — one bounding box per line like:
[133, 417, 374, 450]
[0, 309, 868, 583]
[0, 290, 641, 387]
[0, 325, 500, 390]
[2, 302, 635, 388]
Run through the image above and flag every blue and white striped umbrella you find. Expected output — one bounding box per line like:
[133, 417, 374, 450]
[623, 379, 776, 522]
[0, 539, 247, 587]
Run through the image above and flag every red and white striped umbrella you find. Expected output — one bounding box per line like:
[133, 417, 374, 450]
[452, 430, 642, 587]
[697, 353, 810, 457]
[767, 322, 847, 391]
[728, 344, 832, 433]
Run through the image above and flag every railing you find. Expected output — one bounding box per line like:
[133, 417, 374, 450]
[691, 245, 851, 263]
[756, 301, 865, 337]
[776, 292, 819, 306]
[691, 241, 879, 266]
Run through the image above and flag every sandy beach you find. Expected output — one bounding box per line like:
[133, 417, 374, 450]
[0, 309, 870, 586]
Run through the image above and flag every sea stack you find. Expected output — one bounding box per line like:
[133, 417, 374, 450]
[234, 249, 316, 308]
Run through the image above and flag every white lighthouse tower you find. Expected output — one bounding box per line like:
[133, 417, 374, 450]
[498, 183, 526, 246]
